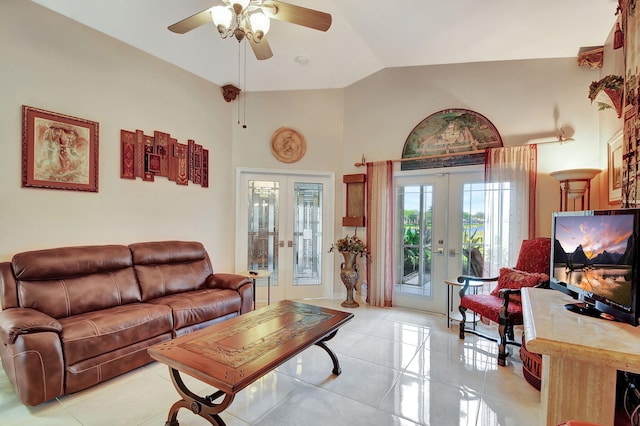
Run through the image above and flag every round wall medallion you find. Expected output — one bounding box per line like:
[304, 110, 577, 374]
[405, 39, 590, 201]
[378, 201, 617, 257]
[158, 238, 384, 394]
[270, 127, 306, 163]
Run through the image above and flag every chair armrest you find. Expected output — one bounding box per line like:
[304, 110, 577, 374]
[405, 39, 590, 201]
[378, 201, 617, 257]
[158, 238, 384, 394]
[0, 308, 62, 344]
[497, 280, 548, 301]
[456, 275, 497, 297]
[497, 288, 520, 298]
[206, 273, 253, 291]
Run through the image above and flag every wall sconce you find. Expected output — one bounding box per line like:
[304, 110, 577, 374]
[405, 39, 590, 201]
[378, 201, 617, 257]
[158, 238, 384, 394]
[550, 168, 600, 211]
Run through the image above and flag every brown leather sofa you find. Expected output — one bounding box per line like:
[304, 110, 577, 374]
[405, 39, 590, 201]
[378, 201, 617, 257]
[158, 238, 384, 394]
[0, 240, 253, 406]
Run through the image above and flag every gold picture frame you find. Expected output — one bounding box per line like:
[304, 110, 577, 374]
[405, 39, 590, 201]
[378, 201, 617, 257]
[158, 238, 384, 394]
[22, 105, 99, 192]
[608, 130, 623, 204]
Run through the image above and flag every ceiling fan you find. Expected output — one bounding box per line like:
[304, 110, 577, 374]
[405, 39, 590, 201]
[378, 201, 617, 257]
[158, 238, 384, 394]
[168, 0, 332, 60]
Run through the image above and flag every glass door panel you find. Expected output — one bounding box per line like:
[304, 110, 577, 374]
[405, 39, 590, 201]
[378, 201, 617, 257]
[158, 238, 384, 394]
[394, 174, 447, 312]
[247, 180, 280, 286]
[460, 181, 487, 278]
[397, 185, 434, 294]
[292, 182, 323, 286]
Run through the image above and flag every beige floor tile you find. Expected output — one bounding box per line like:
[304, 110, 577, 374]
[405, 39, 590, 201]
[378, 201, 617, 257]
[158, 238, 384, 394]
[0, 299, 543, 426]
[378, 373, 482, 426]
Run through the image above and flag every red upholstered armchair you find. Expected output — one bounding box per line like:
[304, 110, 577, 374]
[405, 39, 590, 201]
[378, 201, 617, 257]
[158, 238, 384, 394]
[457, 238, 551, 366]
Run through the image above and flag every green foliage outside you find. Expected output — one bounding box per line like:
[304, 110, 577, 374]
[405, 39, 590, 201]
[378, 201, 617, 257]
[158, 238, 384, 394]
[402, 209, 485, 279]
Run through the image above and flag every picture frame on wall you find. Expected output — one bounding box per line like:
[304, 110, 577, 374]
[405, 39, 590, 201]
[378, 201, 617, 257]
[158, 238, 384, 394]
[608, 130, 623, 204]
[22, 105, 99, 192]
[400, 108, 503, 170]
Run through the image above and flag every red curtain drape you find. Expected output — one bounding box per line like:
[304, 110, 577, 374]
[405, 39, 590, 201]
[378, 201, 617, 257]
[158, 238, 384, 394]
[366, 160, 394, 307]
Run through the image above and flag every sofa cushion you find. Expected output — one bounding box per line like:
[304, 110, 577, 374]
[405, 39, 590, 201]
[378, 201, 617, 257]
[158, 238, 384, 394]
[12, 245, 133, 280]
[59, 303, 173, 366]
[148, 288, 241, 331]
[130, 241, 214, 301]
[13, 245, 141, 319]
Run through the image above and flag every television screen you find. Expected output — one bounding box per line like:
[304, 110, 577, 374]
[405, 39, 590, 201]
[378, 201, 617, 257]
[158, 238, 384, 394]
[550, 209, 639, 325]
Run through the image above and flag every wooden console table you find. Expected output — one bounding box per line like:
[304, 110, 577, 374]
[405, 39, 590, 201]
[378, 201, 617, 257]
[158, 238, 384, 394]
[522, 288, 640, 426]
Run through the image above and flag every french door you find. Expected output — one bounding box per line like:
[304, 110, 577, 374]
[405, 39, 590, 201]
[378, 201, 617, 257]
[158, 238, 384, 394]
[393, 168, 486, 313]
[236, 170, 334, 302]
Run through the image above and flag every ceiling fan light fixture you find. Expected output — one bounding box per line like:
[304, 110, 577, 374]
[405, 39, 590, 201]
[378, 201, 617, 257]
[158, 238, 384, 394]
[249, 12, 270, 41]
[211, 6, 233, 34]
[233, 0, 251, 13]
[234, 27, 246, 41]
[170, 1, 331, 62]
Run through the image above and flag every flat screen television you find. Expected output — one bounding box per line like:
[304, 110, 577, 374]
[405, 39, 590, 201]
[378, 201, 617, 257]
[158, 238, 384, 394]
[549, 208, 640, 326]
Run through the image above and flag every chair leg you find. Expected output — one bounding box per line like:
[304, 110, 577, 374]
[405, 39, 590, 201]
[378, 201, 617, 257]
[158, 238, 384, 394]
[497, 323, 509, 366]
[507, 325, 515, 341]
[458, 305, 467, 339]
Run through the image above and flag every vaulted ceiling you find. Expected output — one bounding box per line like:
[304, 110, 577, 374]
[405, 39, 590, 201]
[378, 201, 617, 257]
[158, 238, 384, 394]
[32, 0, 618, 92]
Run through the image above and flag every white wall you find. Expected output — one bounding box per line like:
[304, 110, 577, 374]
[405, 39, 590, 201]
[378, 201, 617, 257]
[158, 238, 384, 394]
[0, 1, 235, 267]
[229, 89, 345, 293]
[1, 1, 617, 278]
[225, 59, 609, 294]
[343, 58, 605, 236]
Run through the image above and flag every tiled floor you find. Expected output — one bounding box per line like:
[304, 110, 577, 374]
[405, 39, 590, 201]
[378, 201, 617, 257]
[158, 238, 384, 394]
[0, 297, 541, 425]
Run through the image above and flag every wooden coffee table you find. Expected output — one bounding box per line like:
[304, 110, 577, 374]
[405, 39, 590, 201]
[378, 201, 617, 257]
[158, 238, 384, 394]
[148, 300, 354, 426]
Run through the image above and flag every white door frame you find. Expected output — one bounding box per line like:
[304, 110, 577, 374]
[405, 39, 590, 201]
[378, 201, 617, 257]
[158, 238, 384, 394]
[235, 167, 335, 302]
[393, 165, 484, 313]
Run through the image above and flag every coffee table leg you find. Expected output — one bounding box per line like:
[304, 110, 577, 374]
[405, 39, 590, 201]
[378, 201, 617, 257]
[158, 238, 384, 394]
[165, 367, 235, 426]
[315, 330, 342, 375]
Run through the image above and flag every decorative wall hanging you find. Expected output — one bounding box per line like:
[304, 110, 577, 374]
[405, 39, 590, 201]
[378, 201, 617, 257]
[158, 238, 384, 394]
[270, 127, 306, 163]
[400, 108, 503, 170]
[342, 173, 366, 227]
[22, 105, 99, 192]
[120, 129, 208, 188]
[588, 75, 624, 117]
[577, 46, 604, 69]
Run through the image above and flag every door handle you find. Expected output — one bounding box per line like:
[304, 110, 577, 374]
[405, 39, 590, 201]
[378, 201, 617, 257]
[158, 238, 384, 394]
[449, 249, 459, 257]
[288, 240, 293, 248]
[279, 240, 285, 247]
[436, 247, 444, 255]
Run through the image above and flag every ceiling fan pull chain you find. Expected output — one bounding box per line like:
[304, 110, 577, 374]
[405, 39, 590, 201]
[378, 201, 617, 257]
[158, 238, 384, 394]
[237, 41, 241, 125]
[243, 40, 248, 128]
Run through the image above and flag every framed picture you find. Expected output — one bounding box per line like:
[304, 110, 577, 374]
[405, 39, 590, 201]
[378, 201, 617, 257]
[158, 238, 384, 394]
[608, 130, 623, 204]
[400, 108, 503, 170]
[22, 105, 99, 192]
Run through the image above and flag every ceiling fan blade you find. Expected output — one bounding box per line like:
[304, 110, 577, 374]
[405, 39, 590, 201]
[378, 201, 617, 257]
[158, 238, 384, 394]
[249, 37, 274, 60]
[263, 1, 332, 32]
[168, 8, 213, 34]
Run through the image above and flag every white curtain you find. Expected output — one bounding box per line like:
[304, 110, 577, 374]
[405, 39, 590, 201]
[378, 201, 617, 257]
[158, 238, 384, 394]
[366, 161, 394, 307]
[483, 145, 537, 277]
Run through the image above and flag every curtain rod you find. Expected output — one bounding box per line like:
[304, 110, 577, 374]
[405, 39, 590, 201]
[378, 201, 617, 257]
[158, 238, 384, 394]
[354, 149, 488, 167]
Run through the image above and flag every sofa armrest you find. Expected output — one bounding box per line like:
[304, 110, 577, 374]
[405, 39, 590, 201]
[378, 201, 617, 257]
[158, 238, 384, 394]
[206, 273, 253, 291]
[0, 308, 62, 344]
[207, 273, 254, 314]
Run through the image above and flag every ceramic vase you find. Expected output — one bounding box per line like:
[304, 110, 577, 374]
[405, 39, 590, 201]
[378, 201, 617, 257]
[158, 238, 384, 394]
[339, 251, 360, 308]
